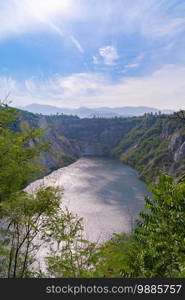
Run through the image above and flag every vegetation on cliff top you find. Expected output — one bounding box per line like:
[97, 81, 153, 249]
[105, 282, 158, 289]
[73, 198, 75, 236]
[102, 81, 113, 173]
[112, 113, 185, 182]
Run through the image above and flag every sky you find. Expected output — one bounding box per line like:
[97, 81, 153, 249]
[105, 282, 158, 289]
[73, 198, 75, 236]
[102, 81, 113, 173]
[0, 0, 185, 109]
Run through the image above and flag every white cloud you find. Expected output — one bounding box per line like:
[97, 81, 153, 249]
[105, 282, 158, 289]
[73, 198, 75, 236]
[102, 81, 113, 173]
[1, 1, 184, 112]
[0, 1, 185, 57]
[69, 35, 84, 53]
[99, 46, 119, 66]
[92, 56, 100, 65]
[122, 53, 145, 73]
[23, 0, 72, 19]
[0, 1, 185, 43]
[0, 0, 83, 53]
[124, 63, 140, 69]
[0, 77, 17, 102]
[2, 65, 185, 110]
[112, 0, 185, 40]
[93, 46, 119, 66]
[25, 79, 36, 92]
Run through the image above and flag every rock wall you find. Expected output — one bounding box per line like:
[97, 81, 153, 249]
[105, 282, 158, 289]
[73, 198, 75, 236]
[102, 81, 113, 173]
[21, 114, 141, 173]
[18, 111, 185, 179]
[112, 115, 185, 181]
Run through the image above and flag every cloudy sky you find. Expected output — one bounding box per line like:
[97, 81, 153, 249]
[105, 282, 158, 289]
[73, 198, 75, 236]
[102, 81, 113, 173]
[0, 0, 185, 109]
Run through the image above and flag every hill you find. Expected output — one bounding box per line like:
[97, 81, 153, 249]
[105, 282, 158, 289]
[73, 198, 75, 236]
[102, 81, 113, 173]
[112, 114, 185, 182]
[17, 103, 173, 118]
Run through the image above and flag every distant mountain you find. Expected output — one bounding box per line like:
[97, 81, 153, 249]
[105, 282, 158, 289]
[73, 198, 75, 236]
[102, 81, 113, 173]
[17, 103, 174, 118]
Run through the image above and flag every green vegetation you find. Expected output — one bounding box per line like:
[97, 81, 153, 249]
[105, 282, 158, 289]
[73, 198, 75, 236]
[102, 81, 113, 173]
[112, 113, 185, 182]
[44, 172, 185, 278]
[52, 151, 76, 168]
[0, 105, 185, 278]
[0, 106, 49, 202]
[0, 104, 88, 277]
[94, 174, 185, 277]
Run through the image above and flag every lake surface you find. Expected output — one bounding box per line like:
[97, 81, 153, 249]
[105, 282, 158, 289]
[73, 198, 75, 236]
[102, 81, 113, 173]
[28, 157, 150, 243]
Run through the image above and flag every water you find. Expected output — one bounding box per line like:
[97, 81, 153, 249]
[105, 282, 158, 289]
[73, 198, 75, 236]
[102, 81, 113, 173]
[27, 157, 150, 243]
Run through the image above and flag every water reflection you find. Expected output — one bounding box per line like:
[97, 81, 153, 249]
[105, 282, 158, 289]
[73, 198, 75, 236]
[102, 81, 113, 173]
[28, 158, 151, 242]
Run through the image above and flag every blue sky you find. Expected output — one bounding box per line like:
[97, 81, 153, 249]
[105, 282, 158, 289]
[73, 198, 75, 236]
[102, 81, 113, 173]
[0, 0, 185, 109]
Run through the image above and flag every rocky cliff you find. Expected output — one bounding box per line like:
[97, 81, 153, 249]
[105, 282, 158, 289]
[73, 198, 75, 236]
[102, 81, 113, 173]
[18, 110, 185, 181]
[18, 111, 142, 173]
[112, 114, 185, 181]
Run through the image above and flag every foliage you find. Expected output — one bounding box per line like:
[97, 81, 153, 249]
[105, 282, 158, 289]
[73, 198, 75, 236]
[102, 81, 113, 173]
[52, 151, 76, 168]
[0, 103, 99, 278]
[0, 103, 58, 277]
[44, 211, 98, 278]
[0, 104, 49, 202]
[112, 114, 185, 182]
[135, 173, 185, 277]
[0, 186, 62, 278]
[92, 234, 142, 278]
[93, 174, 185, 278]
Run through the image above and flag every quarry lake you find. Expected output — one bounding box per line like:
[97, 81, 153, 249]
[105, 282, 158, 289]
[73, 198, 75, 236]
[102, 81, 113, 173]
[28, 157, 150, 243]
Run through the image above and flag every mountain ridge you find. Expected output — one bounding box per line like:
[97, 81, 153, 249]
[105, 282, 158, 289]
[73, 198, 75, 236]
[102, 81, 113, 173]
[17, 103, 174, 118]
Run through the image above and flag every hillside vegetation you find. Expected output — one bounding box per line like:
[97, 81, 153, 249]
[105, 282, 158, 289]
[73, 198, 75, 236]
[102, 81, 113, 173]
[112, 113, 185, 182]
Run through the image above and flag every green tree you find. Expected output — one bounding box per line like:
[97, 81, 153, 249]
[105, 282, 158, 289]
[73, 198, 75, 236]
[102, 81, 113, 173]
[44, 210, 98, 278]
[93, 174, 185, 278]
[135, 173, 185, 277]
[0, 103, 49, 203]
[0, 103, 98, 278]
[0, 186, 62, 277]
[0, 103, 59, 277]
[92, 234, 142, 278]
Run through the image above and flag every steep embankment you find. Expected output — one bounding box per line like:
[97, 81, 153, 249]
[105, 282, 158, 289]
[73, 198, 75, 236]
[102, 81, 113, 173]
[112, 114, 185, 182]
[17, 110, 185, 181]
[17, 110, 142, 173]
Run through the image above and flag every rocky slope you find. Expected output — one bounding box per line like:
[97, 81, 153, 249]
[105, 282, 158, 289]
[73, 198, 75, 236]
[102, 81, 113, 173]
[17, 110, 185, 181]
[112, 114, 185, 182]
[17, 111, 142, 174]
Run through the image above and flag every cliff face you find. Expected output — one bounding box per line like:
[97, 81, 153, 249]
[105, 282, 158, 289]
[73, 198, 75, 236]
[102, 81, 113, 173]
[18, 110, 185, 180]
[50, 117, 141, 156]
[18, 112, 142, 173]
[112, 115, 185, 181]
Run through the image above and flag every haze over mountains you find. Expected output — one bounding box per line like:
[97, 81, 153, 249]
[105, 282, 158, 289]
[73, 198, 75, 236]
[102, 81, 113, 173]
[18, 104, 173, 118]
